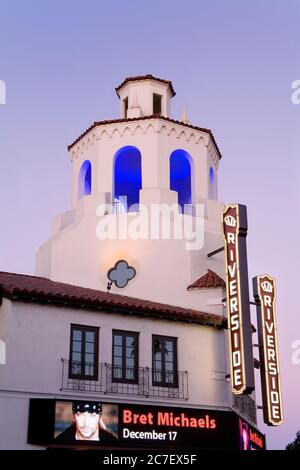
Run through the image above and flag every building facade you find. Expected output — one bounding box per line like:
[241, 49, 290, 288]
[0, 75, 263, 450]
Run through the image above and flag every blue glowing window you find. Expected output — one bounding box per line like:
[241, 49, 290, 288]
[210, 166, 214, 185]
[114, 146, 142, 211]
[78, 160, 92, 199]
[170, 149, 192, 210]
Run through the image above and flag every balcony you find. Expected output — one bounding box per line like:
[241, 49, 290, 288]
[233, 394, 257, 424]
[61, 360, 188, 400]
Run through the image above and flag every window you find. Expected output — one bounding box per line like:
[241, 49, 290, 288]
[78, 160, 92, 199]
[112, 330, 138, 383]
[209, 166, 214, 185]
[170, 149, 193, 212]
[69, 325, 99, 380]
[153, 93, 162, 115]
[124, 97, 129, 118]
[152, 335, 178, 387]
[113, 146, 142, 211]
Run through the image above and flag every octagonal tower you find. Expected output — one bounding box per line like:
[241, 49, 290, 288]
[36, 75, 225, 313]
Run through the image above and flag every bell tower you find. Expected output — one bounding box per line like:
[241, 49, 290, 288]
[36, 75, 225, 313]
[116, 74, 175, 119]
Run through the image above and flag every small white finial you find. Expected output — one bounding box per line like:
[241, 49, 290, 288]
[181, 108, 190, 124]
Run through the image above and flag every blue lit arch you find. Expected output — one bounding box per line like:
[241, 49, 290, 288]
[170, 149, 192, 211]
[209, 166, 215, 199]
[78, 160, 92, 199]
[113, 146, 142, 211]
[210, 166, 214, 185]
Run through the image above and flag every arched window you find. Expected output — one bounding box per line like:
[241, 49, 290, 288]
[113, 146, 142, 212]
[78, 160, 92, 199]
[209, 166, 215, 199]
[210, 166, 214, 185]
[170, 149, 192, 212]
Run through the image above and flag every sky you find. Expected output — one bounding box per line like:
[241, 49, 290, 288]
[0, 0, 300, 449]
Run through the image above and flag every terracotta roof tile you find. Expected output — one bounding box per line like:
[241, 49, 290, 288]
[0, 272, 226, 328]
[67, 115, 222, 159]
[115, 74, 176, 97]
[187, 270, 226, 291]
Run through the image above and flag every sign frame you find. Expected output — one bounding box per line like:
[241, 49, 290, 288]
[222, 203, 255, 395]
[253, 274, 283, 426]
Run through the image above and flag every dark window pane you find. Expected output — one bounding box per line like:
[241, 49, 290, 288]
[126, 357, 134, 368]
[126, 336, 134, 347]
[73, 330, 82, 341]
[72, 362, 81, 375]
[86, 331, 95, 343]
[114, 335, 122, 346]
[85, 363, 94, 375]
[114, 356, 122, 366]
[154, 370, 162, 382]
[126, 368, 134, 380]
[72, 352, 81, 362]
[113, 367, 122, 379]
[124, 97, 128, 119]
[114, 345, 122, 357]
[85, 353, 94, 363]
[153, 94, 162, 115]
[154, 351, 162, 361]
[126, 346, 134, 358]
[166, 371, 174, 383]
[72, 341, 82, 352]
[85, 342, 94, 354]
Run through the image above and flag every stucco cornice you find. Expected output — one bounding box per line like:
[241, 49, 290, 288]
[68, 116, 222, 162]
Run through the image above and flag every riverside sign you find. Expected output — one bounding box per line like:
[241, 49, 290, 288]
[253, 275, 283, 426]
[222, 204, 255, 395]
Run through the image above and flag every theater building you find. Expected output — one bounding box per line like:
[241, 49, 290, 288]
[0, 75, 265, 450]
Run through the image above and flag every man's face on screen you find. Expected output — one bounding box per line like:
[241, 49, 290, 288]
[74, 411, 101, 440]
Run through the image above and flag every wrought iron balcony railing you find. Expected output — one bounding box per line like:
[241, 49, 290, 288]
[61, 360, 188, 400]
[233, 394, 257, 424]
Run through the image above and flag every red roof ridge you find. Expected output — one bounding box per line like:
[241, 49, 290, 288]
[0, 271, 226, 328]
[187, 269, 225, 291]
[115, 75, 176, 97]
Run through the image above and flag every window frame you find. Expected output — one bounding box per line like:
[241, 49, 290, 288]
[152, 335, 178, 388]
[69, 324, 99, 381]
[112, 330, 139, 384]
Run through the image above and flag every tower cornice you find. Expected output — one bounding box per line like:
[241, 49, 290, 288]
[67, 115, 222, 160]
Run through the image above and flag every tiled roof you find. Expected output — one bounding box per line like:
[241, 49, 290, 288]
[0, 272, 226, 328]
[115, 74, 176, 97]
[187, 270, 226, 291]
[67, 115, 222, 158]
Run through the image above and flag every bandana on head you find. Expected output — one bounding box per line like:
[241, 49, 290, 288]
[72, 401, 102, 414]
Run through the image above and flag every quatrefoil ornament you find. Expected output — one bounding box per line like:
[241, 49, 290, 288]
[107, 260, 136, 288]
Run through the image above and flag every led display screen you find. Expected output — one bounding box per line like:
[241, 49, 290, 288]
[28, 399, 265, 450]
[238, 417, 266, 450]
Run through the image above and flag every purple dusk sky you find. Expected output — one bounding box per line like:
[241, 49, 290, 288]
[0, 0, 299, 449]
